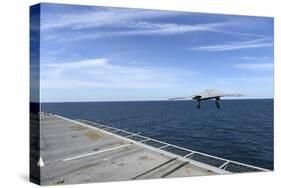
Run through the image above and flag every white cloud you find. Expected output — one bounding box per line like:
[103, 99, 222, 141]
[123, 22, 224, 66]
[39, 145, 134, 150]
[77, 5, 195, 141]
[41, 7, 254, 41]
[44, 58, 108, 69]
[109, 22, 227, 36]
[42, 59, 109, 79]
[41, 8, 181, 30]
[216, 76, 273, 86]
[41, 21, 235, 43]
[241, 56, 270, 61]
[233, 63, 273, 71]
[62, 22, 231, 42]
[191, 38, 273, 52]
[41, 58, 197, 89]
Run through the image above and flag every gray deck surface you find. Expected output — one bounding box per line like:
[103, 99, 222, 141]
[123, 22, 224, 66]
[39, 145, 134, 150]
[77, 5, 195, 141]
[39, 113, 217, 185]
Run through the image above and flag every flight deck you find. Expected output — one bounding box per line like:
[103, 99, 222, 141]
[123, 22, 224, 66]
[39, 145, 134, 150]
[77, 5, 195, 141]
[31, 113, 268, 185]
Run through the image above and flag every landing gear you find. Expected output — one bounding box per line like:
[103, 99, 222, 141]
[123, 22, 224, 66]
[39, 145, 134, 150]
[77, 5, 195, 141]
[215, 97, 221, 109]
[197, 100, 201, 109]
[196, 97, 221, 109]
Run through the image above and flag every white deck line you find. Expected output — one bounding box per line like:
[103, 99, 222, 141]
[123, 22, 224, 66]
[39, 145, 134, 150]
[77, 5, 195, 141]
[62, 143, 132, 162]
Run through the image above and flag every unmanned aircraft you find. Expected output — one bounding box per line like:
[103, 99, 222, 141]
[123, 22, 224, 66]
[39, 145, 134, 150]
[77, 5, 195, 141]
[169, 89, 242, 109]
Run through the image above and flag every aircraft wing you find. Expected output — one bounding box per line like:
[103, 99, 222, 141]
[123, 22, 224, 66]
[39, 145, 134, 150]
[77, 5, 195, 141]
[168, 97, 189, 101]
[169, 89, 242, 101]
[192, 89, 242, 100]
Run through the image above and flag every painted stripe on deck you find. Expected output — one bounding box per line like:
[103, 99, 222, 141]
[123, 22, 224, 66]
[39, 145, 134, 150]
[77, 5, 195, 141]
[62, 143, 132, 162]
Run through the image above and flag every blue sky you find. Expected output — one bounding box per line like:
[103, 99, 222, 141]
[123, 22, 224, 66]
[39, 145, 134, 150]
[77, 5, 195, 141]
[39, 3, 274, 102]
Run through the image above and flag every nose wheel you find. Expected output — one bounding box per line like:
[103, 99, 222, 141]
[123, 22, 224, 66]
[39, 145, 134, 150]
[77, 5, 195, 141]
[197, 100, 201, 109]
[215, 97, 221, 109]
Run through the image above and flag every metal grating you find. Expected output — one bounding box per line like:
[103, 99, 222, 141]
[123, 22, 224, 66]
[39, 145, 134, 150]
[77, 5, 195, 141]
[190, 153, 226, 168]
[161, 146, 192, 157]
[143, 140, 167, 148]
[101, 127, 117, 132]
[76, 118, 269, 173]
[224, 162, 262, 173]
[114, 131, 133, 137]
[128, 135, 148, 142]
[88, 123, 104, 128]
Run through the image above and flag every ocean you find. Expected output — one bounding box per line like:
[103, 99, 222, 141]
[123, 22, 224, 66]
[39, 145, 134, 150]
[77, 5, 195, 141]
[41, 99, 273, 170]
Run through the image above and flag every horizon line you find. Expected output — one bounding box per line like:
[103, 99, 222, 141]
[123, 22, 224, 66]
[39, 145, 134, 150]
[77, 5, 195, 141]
[40, 97, 274, 103]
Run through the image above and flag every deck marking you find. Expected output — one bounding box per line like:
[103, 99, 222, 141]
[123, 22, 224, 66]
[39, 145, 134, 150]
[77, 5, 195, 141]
[41, 119, 63, 124]
[37, 156, 45, 167]
[62, 143, 132, 162]
[132, 157, 178, 180]
[160, 161, 189, 178]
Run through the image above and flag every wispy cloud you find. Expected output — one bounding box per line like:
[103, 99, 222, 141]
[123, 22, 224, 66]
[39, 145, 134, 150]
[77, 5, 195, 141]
[190, 38, 273, 52]
[60, 22, 232, 42]
[232, 62, 273, 71]
[41, 21, 237, 43]
[41, 58, 197, 89]
[42, 8, 181, 30]
[41, 7, 261, 42]
[216, 76, 273, 87]
[44, 58, 108, 69]
[240, 56, 271, 61]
